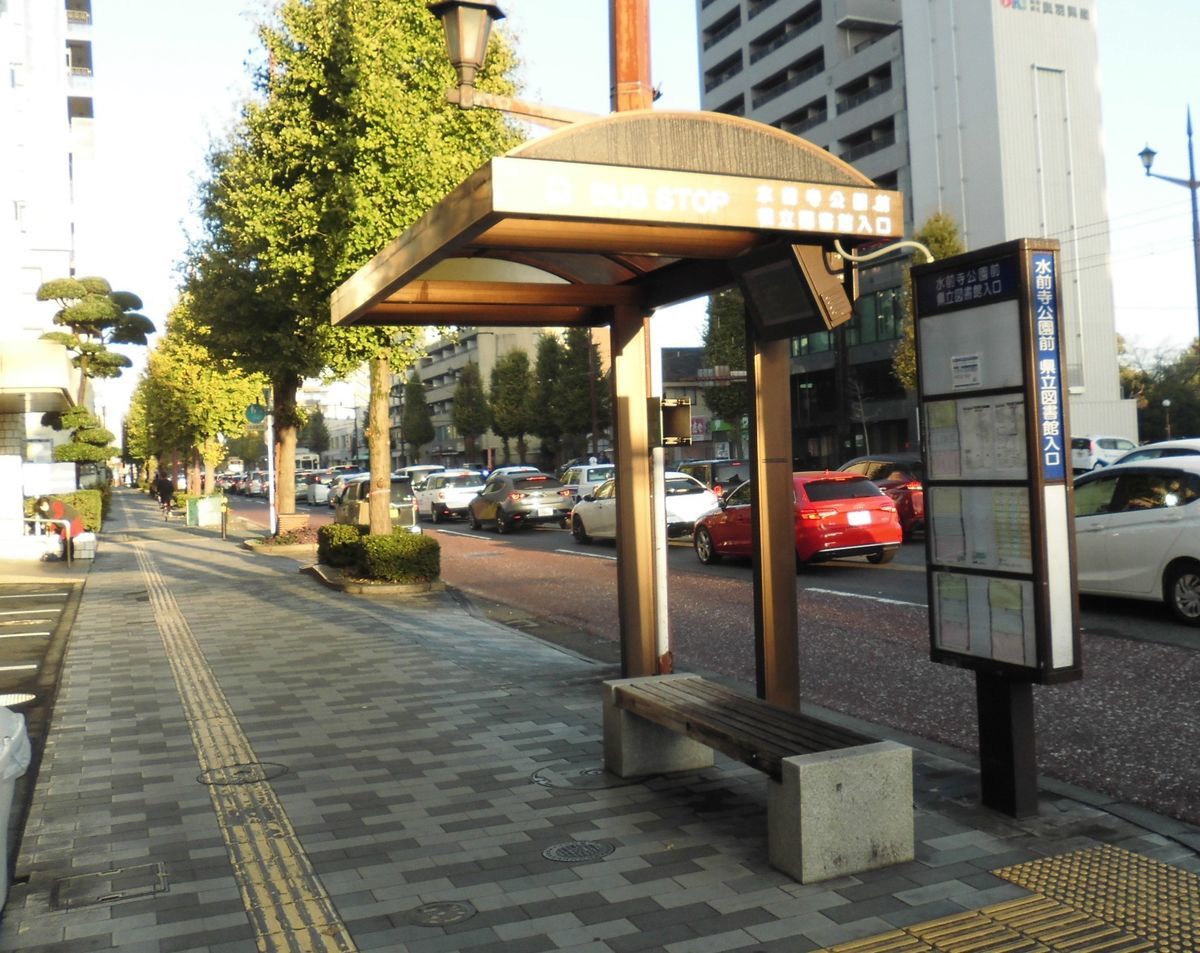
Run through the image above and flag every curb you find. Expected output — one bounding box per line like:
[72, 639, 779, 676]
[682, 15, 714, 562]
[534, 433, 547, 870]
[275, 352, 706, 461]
[300, 562, 446, 596]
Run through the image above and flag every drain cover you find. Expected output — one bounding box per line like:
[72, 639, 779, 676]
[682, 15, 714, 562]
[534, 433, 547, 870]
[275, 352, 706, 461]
[406, 900, 476, 926]
[50, 863, 168, 910]
[542, 841, 615, 863]
[197, 762, 288, 786]
[531, 765, 639, 790]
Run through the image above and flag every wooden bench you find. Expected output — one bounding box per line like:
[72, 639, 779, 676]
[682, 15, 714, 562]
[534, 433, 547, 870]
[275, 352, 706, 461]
[603, 674, 914, 883]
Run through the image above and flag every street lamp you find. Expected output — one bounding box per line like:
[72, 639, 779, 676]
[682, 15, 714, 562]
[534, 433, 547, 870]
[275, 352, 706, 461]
[426, 0, 504, 108]
[1139, 106, 1200, 341]
[1163, 398, 1173, 439]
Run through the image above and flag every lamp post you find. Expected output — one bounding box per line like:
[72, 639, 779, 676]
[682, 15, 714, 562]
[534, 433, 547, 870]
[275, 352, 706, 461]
[1163, 398, 1173, 439]
[1139, 107, 1200, 342]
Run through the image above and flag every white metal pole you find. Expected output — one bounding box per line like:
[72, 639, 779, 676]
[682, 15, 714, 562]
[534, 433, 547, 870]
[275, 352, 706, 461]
[650, 323, 670, 670]
[265, 388, 277, 536]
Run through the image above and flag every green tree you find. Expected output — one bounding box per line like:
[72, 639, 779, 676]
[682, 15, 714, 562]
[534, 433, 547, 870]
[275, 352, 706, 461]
[402, 373, 434, 462]
[891, 212, 966, 391]
[556, 328, 610, 459]
[702, 289, 749, 457]
[299, 409, 330, 457]
[531, 334, 565, 465]
[185, 0, 521, 531]
[451, 361, 490, 461]
[45, 405, 117, 465]
[37, 276, 154, 403]
[1119, 339, 1200, 441]
[490, 350, 535, 463]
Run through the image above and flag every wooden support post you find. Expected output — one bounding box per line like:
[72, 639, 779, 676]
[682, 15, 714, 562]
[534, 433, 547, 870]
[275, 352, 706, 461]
[748, 331, 800, 709]
[609, 0, 653, 112]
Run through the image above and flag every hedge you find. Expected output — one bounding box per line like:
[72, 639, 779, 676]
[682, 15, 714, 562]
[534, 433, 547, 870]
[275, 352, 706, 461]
[358, 531, 441, 583]
[23, 489, 103, 532]
[318, 523, 365, 568]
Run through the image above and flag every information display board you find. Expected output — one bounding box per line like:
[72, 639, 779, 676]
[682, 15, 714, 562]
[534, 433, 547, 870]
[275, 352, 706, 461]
[913, 239, 1080, 684]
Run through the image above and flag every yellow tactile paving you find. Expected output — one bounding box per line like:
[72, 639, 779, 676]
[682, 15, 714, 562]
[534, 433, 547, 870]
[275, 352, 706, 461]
[135, 544, 357, 953]
[820, 843, 1198, 953]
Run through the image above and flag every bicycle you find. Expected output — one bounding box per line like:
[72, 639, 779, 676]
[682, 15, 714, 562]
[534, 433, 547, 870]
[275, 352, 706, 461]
[160, 498, 173, 521]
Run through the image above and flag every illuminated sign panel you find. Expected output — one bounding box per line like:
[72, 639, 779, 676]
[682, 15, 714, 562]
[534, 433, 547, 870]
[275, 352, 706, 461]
[913, 239, 1080, 684]
[491, 157, 904, 239]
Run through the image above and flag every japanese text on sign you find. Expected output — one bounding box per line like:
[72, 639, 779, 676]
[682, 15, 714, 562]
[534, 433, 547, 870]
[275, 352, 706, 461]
[1032, 252, 1065, 480]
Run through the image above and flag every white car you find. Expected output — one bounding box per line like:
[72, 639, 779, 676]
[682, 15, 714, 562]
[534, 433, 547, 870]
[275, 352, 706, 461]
[570, 472, 720, 543]
[415, 469, 485, 523]
[1111, 438, 1200, 466]
[1073, 458, 1200, 624]
[560, 463, 616, 502]
[1070, 435, 1136, 472]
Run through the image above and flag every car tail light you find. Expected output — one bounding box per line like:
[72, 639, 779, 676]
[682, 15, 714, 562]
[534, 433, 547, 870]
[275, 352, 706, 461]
[904, 481, 922, 491]
[558, 489, 573, 498]
[800, 508, 838, 521]
[507, 492, 525, 501]
[880, 502, 897, 513]
[713, 484, 723, 497]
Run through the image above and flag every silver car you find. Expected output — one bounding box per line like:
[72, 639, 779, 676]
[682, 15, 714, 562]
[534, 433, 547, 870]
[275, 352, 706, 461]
[467, 472, 573, 533]
[570, 472, 720, 543]
[415, 469, 485, 523]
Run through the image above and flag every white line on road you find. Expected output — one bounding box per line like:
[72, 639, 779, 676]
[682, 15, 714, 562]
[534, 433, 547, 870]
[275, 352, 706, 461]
[0, 609, 59, 616]
[803, 587, 925, 608]
[435, 529, 493, 539]
[0, 664, 38, 672]
[0, 593, 68, 600]
[554, 548, 618, 561]
[0, 632, 50, 639]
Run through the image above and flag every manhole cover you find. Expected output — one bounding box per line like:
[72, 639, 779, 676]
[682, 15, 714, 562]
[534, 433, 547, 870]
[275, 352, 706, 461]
[531, 765, 639, 790]
[50, 863, 168, 910]
[197, 762, 288, 786]
[542, 841, 615, 863]
[406, 901, 476, 926]
[0, 693, 36, 709]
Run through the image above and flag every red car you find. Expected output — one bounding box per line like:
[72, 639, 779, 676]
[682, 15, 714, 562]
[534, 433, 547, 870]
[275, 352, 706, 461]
[836, 454, 925, 541]
[692, 472, 902, 567]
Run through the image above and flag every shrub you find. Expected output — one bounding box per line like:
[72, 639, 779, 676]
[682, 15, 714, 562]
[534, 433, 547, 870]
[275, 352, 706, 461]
[318, 523, 365, 567]
[357, 531, 441, 583]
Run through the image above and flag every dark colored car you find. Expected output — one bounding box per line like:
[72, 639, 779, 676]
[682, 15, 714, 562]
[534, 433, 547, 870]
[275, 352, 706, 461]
[676, 458, 751, 499]
[836, 453, 925, 541]
[468, 472, 574, 533]
[692, 473, 902, 567]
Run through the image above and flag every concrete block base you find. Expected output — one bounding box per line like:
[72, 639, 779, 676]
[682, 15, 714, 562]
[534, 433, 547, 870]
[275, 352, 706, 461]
[767, 741, 914, 883]
[602, 675, 714, 778]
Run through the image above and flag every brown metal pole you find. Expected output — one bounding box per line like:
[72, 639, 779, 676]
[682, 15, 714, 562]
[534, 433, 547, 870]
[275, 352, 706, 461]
[748, 329, 800, 709]
[611, 304, 657, 677]
[609, 0, 653, 112]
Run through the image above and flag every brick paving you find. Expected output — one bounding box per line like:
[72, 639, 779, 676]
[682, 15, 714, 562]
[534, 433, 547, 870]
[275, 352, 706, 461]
[0, 491, 1196, 952]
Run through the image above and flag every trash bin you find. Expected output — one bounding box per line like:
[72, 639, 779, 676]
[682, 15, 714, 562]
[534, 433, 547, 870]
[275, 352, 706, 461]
[186, 496, 223, 528]
[0, 707, 30, 910]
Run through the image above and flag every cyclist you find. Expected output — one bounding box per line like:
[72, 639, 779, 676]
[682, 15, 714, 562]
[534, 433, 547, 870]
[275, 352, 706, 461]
[152, 471, 175, 519]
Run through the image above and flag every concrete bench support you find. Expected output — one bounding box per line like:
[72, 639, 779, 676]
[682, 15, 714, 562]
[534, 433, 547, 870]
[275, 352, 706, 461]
[767, 742, 914, 883]
[602, 675, 714, 778]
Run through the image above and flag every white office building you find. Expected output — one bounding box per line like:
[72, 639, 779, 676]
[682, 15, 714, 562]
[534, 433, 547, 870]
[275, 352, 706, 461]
[697, 0, 1136, 455]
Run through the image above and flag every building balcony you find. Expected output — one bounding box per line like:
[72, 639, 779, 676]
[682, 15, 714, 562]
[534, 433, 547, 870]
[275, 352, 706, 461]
[840, 132, 896, 163]
[0, 341, 83, 415]
[752, 62, 822, 110]
[836, 76, 892, 115]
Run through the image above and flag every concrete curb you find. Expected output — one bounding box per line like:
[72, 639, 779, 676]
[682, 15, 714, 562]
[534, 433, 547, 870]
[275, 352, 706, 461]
[300, 562, 446, 596]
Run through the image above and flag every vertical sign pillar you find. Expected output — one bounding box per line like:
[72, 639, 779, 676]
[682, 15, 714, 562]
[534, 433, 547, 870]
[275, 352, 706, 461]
[612, 304, 658, 677]
[913, 239, 1081, 818]
[748, 331, 800, 709]
[609, 0, 653, 112]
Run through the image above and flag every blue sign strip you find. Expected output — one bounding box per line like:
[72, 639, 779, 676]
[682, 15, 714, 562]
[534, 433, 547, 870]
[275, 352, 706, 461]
[1031, 251, 1065, 480]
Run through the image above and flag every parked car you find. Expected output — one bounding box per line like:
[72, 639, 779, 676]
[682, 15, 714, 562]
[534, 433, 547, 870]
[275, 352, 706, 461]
[1073, 458, 1200, 624]
[692, 472, 902, 567]
[1070, 435, 1136, 473]
[468, 471, 574, 533]
[836, 453, 925, 541]
[676, 458, 751, 499]
[334, 474, 417, 529]
[246, 471, 270, 497]
[570, 472, 720, 543]
[394, 464, 445, 488]
[325, 470, 363, 508]
[1111, 437, 1200, 466]
[560, 463, 616, 502]
[415, 469, 486, 523]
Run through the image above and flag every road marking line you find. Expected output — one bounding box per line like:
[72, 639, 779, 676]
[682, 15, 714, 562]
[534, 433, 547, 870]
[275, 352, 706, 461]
[0, 632, 50, 639]
[0, 593, 68, 600]
[0, 664, 38, 672]
[133, 544, 356, 953]
[554, 548, 618, 561]
[804, 587, 925, 608]
[0, 609, 59, 616]
[435, 528, 495, 539]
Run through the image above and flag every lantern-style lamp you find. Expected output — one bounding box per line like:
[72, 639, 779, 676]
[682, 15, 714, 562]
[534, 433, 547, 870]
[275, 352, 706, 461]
[426, 1, 505, 107]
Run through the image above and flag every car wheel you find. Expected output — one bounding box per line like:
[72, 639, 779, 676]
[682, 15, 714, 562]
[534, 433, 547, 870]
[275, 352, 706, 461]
[431, 505, 441, 524]
[558, 515, 570, 529]
[470, 510, 482, 531]
[694, 527, 720, 564]
[1164, 561, 1200, 625]
[867, 548, 896, 565]
[572, 515, 591, 544]
[496, 511, 509, 534]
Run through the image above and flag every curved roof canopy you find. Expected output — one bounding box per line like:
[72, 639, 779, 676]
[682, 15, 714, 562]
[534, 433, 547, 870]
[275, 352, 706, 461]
[331, 110, 903, 328]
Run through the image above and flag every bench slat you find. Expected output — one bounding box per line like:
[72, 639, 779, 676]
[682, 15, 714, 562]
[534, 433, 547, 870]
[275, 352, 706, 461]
[613, 678, 873, 779]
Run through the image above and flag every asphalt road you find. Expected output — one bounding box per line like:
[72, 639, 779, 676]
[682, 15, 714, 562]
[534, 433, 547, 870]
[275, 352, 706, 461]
[419, 517, 1200, 828]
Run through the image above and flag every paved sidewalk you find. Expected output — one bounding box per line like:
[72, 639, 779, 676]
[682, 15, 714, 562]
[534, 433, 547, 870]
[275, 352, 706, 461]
[1, 491, 1197, 952]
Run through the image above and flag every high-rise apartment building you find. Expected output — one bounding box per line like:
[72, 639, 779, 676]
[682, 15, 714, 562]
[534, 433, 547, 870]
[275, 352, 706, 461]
[0, 0, 98, 466]
[697, 0, 1135, 462]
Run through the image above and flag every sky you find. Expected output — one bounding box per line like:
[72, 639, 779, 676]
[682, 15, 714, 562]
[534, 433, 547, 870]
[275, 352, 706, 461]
[84, 0, 1200, 420]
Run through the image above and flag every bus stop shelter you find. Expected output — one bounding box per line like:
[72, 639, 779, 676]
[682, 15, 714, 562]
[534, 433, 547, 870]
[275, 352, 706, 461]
[331, 109, 902, 708]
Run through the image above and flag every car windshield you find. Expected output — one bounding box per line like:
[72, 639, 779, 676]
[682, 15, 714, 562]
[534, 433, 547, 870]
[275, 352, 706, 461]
[665, 477, 706, 495]
[514, 475, 562, 490]
[390, 480, 414, 502]
[803, 478, 883, 501]
[442, 474, 481, 487]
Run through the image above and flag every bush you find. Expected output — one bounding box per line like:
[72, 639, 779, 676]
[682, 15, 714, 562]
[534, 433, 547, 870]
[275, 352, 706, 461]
[357, 531, 441, 583]
[24, 490, 103, 532]
[318, 523, 365, 567]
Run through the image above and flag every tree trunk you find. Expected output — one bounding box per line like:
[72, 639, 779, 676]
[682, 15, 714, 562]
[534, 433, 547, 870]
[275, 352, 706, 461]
[274, 377, 299, 521]
[367, 356, 393, 536]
